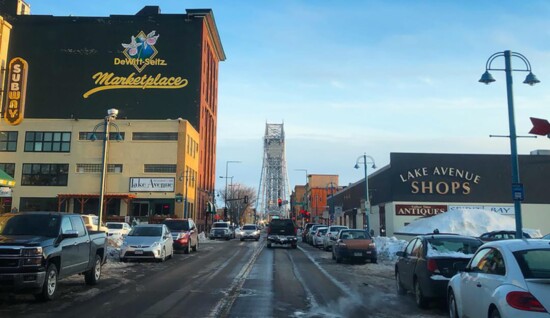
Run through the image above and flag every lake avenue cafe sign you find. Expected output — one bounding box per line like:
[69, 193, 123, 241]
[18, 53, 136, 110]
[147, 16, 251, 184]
[130, 178, 174, 192]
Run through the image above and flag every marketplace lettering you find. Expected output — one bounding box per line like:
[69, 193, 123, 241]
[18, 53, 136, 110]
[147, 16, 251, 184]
[399, 166, 481, 195]
[83, 72, 188, 98]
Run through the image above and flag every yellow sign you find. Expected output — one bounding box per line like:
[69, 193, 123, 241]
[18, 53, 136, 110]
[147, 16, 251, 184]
[3, 57, 28, 126]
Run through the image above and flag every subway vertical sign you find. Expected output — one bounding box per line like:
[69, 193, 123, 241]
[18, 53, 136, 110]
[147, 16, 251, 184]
[3, 57, 28, 126]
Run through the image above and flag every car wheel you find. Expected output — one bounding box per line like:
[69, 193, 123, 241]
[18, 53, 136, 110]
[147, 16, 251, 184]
[240, 238, 244, 241]
[291, 244, 297, 249]
[371, 258, 377, 264]
[255, 238, 259, 241]
[414, 279, 428, 308]
[192, 240, 198, 252]
[448, 290, 459, 318]
[267, 242, 272, 248]
[35, 263, 58, 301]
[489, 308, 501, 318]
[184, 241, 190, 254]
[332, 251, 336, 260]
[395, 270, 406, 295]
[335, 252, 342, 263]
[85, 254, 102, 285]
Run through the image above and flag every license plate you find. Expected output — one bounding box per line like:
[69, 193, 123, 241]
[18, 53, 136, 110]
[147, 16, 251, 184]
[135, 250, 143, 255]
[354, 252, 362, 257]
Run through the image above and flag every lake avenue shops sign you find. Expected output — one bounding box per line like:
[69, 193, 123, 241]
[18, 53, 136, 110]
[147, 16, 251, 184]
[399, 166, 482, 195]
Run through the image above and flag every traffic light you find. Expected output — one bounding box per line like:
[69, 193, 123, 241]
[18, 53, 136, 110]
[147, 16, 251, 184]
[278, 198, 282, 207]
[244, 195, 248, 204]
[223, 207, 228, 218]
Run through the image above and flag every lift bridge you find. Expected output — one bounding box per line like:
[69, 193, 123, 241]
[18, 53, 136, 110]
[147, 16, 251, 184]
[256, 123, 290, 220]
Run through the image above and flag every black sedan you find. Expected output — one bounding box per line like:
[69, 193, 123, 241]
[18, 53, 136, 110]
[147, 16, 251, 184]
[394, 233, 483, 308]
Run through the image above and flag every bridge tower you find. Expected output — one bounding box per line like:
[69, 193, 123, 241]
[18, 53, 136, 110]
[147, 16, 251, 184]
[257, 123, 289, 220]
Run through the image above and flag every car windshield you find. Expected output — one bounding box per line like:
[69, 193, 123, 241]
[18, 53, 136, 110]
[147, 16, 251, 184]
[163, 220, 189, 231]
[243, 225, 256, 230]
[513, 249, 550, 279]
[213, 223, 229, 228]
[341, 231, 370, 240]
[0, 214, 61, 237]
[427, 237, 482, 257]
[128, 226, 162, 237]
[107, 223, 123, 229]
[330, 226, 347, 232]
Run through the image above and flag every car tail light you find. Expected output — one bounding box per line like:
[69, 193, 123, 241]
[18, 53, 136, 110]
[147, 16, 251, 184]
[506, 291, 547, 312]
[427, 259, 439, 273]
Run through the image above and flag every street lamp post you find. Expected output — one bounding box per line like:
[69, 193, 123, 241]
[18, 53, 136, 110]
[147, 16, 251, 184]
[219, 175, 234, 220]
[355, 154, 376, 233]
[479, 50, 540, 239]
[181, 169, 195, 219]
[92, 108, 122, 231]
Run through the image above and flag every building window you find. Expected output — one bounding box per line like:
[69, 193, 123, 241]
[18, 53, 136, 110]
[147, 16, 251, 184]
[20, 197, 58, 212]
[76, 164, 123, 173]
[21, 163, 69, 186]
[133, 132, 178, 141]
[144, 164, 176, 173]
[79, 132, 125, 141]
[0, 163, 15, 177]
[0, 131, 18, 152]
[25, 132, 71, 152]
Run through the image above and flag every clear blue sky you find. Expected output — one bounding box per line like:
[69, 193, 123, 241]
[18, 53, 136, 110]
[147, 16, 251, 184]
[30, 0, 550, 192]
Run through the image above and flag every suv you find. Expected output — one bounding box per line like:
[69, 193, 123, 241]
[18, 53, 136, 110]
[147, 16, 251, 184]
[210, 222, 233, 240]
[267, 219, 298, 248]
[162, 218, 199, 253]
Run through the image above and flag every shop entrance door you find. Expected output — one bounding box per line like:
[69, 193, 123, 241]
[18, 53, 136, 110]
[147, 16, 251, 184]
[132, 201, 150, 221]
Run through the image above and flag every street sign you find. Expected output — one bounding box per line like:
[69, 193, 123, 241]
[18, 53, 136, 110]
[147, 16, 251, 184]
[529, 117, 550, 136]
[512, 183, 524, 201]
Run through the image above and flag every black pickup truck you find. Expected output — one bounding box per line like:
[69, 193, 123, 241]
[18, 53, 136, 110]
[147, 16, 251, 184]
[0, 212, 107, 300]
[266, 219, 298, 249]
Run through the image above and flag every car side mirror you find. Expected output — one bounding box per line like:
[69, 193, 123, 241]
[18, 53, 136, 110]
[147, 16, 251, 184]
[62, 229, 79, 239]
[396, 251, 406, 258]
[330, 237, 337, 241]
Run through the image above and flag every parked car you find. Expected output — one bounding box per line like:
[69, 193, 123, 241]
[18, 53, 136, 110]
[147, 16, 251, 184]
[162, 218, 198, 253]
[448, 239, 550, 318]
[239, 224, 261, 241]
[312, 226, 328, 247]
[480, 230, 532, 242]
[542, 233, 550, 240]
[302, 223, 320, 242]
[0, 212, 107, 301]
[322, 225, 349, 251]
[332, 229, 377, 264]
[267, 218, 298, 249]
[210, 222, 233, 240]
[395, 233, 484, 308]
[120, 224, 174, 262]
[81, 214, 108, 232]
[105, 222, 132, 238]
[307, 224, 325, 245]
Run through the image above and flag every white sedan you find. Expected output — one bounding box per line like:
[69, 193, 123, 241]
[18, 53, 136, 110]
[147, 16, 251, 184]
[448, 239, 550, 318]
[120, 224, 174, 262]
[106, 222, 132, 238]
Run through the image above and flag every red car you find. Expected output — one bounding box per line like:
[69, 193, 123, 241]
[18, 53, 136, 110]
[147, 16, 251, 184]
[162, 218, 199, 254]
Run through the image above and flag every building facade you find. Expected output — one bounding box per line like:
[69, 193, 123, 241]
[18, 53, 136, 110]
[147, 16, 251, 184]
[329, 152, 550, 236]
[0, 1, 225, 230]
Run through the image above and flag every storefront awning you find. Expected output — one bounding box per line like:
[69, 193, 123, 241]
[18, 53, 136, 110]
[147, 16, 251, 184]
[0, 169, 15, 187]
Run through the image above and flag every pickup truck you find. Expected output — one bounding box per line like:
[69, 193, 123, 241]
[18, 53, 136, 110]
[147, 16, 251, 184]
[266, 219, 298, 249]
[0, 212, 107, 300]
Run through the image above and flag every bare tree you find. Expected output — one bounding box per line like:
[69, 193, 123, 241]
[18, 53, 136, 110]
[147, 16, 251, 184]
[218, 183, 256, 225]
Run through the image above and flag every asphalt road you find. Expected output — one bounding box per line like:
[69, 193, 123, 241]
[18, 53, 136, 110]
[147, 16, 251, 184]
[0, 236, 448, 318]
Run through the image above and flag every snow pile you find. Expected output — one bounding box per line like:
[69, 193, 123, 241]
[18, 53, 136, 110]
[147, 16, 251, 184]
[374, 236, 407, 262]
[396, 208, 542, 237]
[198, 231, 208, 242]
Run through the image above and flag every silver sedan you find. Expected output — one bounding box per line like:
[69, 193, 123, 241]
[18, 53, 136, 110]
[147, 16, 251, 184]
[120, 224, 174, 262]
